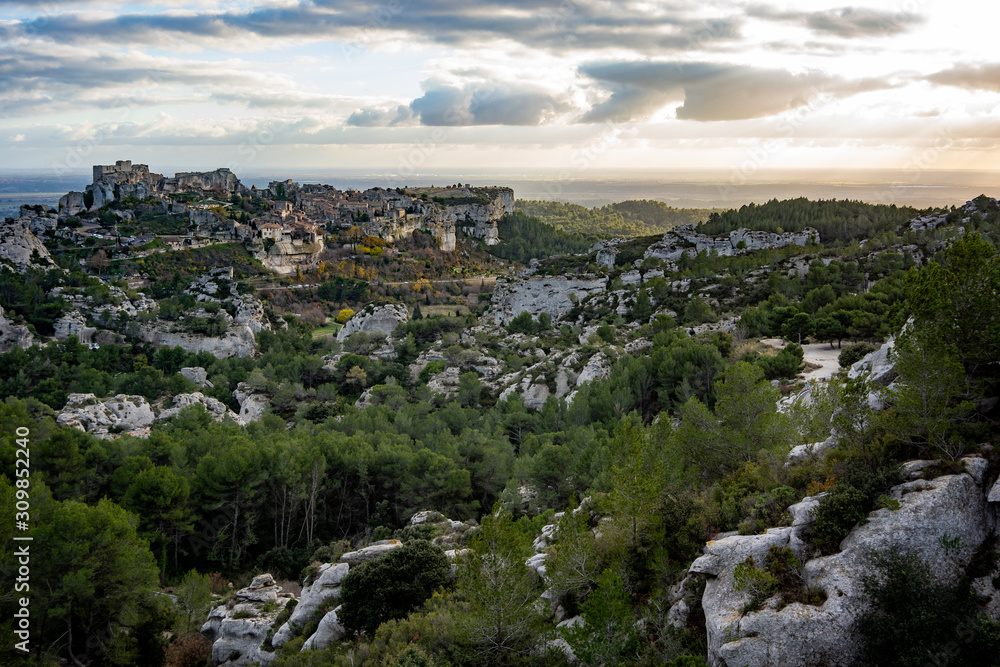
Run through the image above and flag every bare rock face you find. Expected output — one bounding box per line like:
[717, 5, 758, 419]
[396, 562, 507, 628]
[260, 238, 324, 276]
[848, 337, 897, 386]
[339, 539, 404, 567]
[0, 219, 57, 272]
[56, 393, 156, 439]
[180, 366, 213, 387]
[140, 325, 259, 359]
[337, 304, 408, 343]
[0, 305, 34, 353]
[301, 606, 345, 651]
[489, 276, 607, 326]
[201, 573, 292, 667]
[645, 226, 819, 262]
[157, 392, 240, 423]
[53, 311, 96, 344]
[695, 461, 990, 667]
[163, 168, 248, 196]
[233, 382, 269, 424]
[272, 563, 349, 649]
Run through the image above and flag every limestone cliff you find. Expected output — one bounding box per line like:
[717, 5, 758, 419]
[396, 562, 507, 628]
[488, 276, 607, 325]
[0, 219, 57, 272]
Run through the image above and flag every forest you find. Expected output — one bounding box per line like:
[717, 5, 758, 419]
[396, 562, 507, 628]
[2, 198, 1000, 667]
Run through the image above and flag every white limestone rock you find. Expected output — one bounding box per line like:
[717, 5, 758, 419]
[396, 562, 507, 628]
[337, 304, 408, 343]
[180, 366, 213, 387]
[53, 311, 96, 344]
[0, 305, 34, 353]
[233, 384, 269, 424]
[157, 392, 239, 423]
[696, 464, 989, 667]
[489, 276, 607, 326]
[339, 539, 404, 567]
[848, 337, 897, 386]
[0, 219, 57, 272]
[201, 574, 292, 667]
[57, 393, 156, 439]
[272, 563, 349, 649]
[302, 606, 345, 651]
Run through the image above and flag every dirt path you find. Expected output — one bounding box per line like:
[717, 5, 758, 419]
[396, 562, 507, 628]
[760, 339, 843, 382]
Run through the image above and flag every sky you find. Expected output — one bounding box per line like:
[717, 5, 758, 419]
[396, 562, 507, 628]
[2, 0, 1000, 181]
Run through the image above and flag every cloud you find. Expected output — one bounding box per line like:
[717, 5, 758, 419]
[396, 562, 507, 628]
[0, 1, 744, 56]
[927, 64, 1000, 93]
[347, 105, 415, 127]
[747, 5, 924, 38]
[348, 82, 576, 127]
[578, 61, 885, 122]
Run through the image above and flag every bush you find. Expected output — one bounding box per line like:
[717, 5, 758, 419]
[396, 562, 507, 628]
[858, 548, 1000, 667]
[756, 343, 804, 380]
[338, 540, 451, 636]
[165, 633, 213, 667]
[806, 462, 902, 554]
[839, 342, 879, 368]
[732, 556, 777, 612]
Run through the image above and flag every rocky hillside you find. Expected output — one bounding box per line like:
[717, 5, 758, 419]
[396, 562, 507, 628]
[3, 193, 1000, 666]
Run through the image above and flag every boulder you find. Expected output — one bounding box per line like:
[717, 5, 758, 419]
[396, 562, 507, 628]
[302, 606, 346, 651]
[695, 463, 989, 667]
[848, 337, 897, 386]
[0, 305, 34, 353]
[157, 392, 239, 423]
[201, 574, 292, 667]
[180, 366, 213, 387]
[340, 539, 404, 567]
[0, 219, 56, 272]
[337, 304, 408, 343]
[53, 311, 96, 344]
[57, 393, 156, 439]
[272, 563, 349, 649]
[489, 276, 607, 326]
[233, 383, 269, 424]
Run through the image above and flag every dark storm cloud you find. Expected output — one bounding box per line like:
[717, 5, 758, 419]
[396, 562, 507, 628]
[578, 61, 885, 122]
[747, 5, 924, 38]
[927, 64, 1000, 93]
[1, 0, 744, 54]
[348, 82, 573, 127]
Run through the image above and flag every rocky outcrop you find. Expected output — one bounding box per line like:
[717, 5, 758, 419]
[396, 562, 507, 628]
[337, 304, 408, 343]
[162, 168, 248, 197]
[259, 238, 325, 276]
[53, 311, 95, 344]
[157, 392, 240, 423]
[201, 573, 293, 667]
[693, 458, 991, 667]
[847, 337, 897, 386]
[56, 393, 156, 439]
[180, 366, 213, 387]
[302, 606, 346, 651]
[339, 539, 404, 567]
[0, 219, 57, 272]
[272, 563, 349, 649]
[432, 187, 514, 246]
[0, 305, 34, 353]
[645, 226, 818, 262]
[489, 276, 607, 326]
[140, 324, 259, 359]
[233, 382, 269, 424]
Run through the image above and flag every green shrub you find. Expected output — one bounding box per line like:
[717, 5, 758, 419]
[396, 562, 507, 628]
[339, 540, 451, 636]
[806, 462, 902, 554]
[858, 548, 996, 667]
[419, 360, 447, 384]
[732, 556, 777, 612]
[839, 342, 879, 368]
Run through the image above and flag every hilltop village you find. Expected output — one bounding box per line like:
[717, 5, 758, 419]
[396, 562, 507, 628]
[23, 160, 513, 275]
